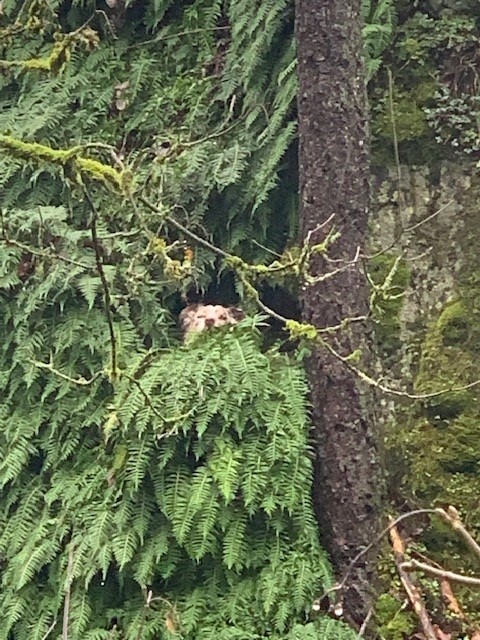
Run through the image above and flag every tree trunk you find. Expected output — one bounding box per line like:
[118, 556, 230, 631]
[295, 0, 383, 625]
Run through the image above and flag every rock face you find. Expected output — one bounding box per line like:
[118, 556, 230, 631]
[370, 161, 480, 557]
[371, 163, 475, 328]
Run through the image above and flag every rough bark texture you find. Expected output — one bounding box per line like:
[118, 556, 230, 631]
[295, 0, 383, 624]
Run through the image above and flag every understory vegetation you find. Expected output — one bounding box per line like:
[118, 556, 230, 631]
[0, 0, 479, 638]
[0, 0, 348, 637]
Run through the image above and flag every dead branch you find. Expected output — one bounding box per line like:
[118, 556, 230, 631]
[40, 620, 58, 640]
[84, 188, 118, 379]
[358, 607, 374, 637]
[436, 507, 480, 559]
[62, 544, 75, 640]
[313, 506, 480, 614]
[389, 516, 437, 640]
[440, 578, 466, 619]
[312, 509, 438, 609]
[401, 559, 480, 586]
[305, 246, 362, 286]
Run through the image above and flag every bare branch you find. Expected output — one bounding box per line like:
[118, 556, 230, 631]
[401, 559, 480, 586]
[358, 608, 373, 637]
[0, 211, 92, 270]
[304, 246, 361, 286]
[40, 620, 58, 640]
[312, 509, 438, 608]
[314, 506, 480, 613]
[62, 544, 75, 640]
[323, 340, 480, 400]
[389, 517, 437, 640]
[29, 357, 102, 386]
[84, 189, 118, 379]
[138, 195, 231, 260]
[436, 506, 480, 559]
[364, 199, 454, 261]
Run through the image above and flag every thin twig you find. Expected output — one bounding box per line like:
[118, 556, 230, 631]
[389, 518, 437, 640]
[138, 195, 232, 260]
[40, 620, 57, 640]
[401, 560, 480, 586]
[181, 119, 240, 148]
[436, 506, 480, 559]
[122, 373, 166, 421]
[313, 509, 438, 606]
[364, 199, 454, 261]
[404, 199, 454, 234]
[99, 229, 141, 239]
[128, 25, 230, 50]
[255, 293, 367, 333]
[29, 358, 102, 386]
[251, 239, 283, 258]
[357, 607, 373, 637]
[323, 340, 480, 400]
[0, 211, 91, 269]
[388, 68, 404, 240]
[84, 189, 118, 379]
[62, 544, 75, 640]
[1, 237, 92, 269]
[305, 246, 361, 285]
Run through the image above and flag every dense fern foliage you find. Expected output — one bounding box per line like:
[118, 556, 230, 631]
[0, 307, 345, 638]
[0, 0, 411, 635]
[0, 1, 364, 638]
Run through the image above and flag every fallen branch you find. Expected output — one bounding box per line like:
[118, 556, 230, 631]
[401, 559, 480, 587]
[389, 516, 437, 640]
[440, 578, 466, 620]
[313, 506, 480, 615]
[436, 506, 480, 559]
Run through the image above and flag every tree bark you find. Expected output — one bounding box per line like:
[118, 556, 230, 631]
[295, 0, 383, 625]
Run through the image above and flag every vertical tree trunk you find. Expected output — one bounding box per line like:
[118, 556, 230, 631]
[295, 0, 383, 624]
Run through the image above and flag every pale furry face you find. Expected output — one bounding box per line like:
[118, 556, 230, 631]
[179, 304, 244, 337]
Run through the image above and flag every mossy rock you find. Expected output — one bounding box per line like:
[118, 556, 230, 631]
[369, 254, 411, 355]
[415, 301, 479, 392]
[388, 297, 480, 574]
[374, 93, 430, 142]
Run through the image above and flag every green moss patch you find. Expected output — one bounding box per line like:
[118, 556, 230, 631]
[369, 253, 411, 355]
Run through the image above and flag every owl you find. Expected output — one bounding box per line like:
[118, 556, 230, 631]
[179, 304, 244, 338]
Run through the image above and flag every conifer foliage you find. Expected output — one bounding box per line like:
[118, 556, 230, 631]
[0, 1, 359, 638]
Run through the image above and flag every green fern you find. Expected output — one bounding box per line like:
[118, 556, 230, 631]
[361, 0, 397, 82]
[0, 1, 362, 637]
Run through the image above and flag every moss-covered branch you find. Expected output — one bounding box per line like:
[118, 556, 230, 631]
[0, 135, 129, 191]
[0, 25, 99, 74]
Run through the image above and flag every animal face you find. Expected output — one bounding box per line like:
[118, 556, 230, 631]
[179, 304, 244, 336]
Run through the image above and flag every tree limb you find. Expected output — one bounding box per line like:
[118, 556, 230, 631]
[401, 559, 480, 586]
[389, 517, 437, 640]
